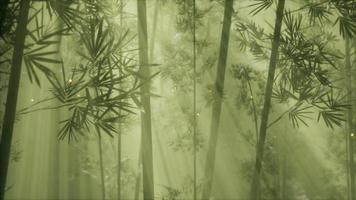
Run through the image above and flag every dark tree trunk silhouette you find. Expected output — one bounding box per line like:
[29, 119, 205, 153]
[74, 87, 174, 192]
[137, 0, 154, 199]
[250, 0, 285, 199]
[0, 0, 30, 199]
[201, 0, 233, 199]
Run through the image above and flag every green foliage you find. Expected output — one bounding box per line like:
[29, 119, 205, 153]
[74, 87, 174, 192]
[307, 2, 331, 24]
[50, 19, 138, 141]
[300, 0, 356, 38]
[248, 0, 274, 16]
[162, 97, 204, 152]
[161, 45, 194, 94]
[175, 0, 209, 33]
[0, 1, 76, 88]
[161, 0, 221, 154]
[77, 141, 136, 199]
[41, 0, 84, 28]
[203, 84, 222, 107]
[168, 125, 204, 152]
[231, 64, 264, 116]
[316, 93, 349, 129]
[15, 1, 142, 142]
[1, 0, 354, 199]
[159, 176, 202, 200]
[235, 9, 348, 129]
[234, 20, 268, 60]
[239, 135, 282, 199]
[288, 102, 312, 127]
[24, 7, 69, 86]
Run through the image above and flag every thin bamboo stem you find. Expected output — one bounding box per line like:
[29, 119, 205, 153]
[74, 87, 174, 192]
[117, 1, 124, 199]
[247, 78, 259, 143]
[97, 129, 106, 200]
[192, 0, 197, 199]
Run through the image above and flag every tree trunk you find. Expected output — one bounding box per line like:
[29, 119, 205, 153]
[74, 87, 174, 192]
[134, 145, 142, 200]
[133, 1, 159, 198]
[247, 79, 259, 143]
[137, 0, 154, 199]
[149, 0, 159, 61]
[0, 0, 30, 199]
[117, 1, 124, 198]
[277, 128, 286, 200]
[117, 126, 122, 199]
[201, 0, 233, 199]
[97, 131, 106, 200]
[345, 36, 355, 200]
[250, 0, 285, 199]
[192, 0, 197, 198]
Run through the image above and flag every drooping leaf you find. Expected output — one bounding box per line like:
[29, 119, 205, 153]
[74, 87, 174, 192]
[248, 0, 273, 16]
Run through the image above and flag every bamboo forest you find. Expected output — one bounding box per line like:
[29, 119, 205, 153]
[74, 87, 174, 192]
[1, 0, 356, 199]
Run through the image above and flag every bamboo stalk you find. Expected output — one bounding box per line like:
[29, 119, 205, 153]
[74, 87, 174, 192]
[134, 144, 142, 200]
[345, 36, 355, 200]
[117, 126, 122, 199]
[137, 0, 154, 199]
[117, 1, 124, 199]
[246, 78, 259, 144]
[97, 130, 106, 200]
[201, 0, 234, 198]
[192, 0, 197, 199]
[0, 1, 31, 198]
[250, 1, 285, 199]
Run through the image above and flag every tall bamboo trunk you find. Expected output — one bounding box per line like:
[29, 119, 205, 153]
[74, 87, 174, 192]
[97, 132, 106, 200]
[149, 0, 159, 61]
[133, 0, 159, 198]
[201, 0, 233, 199]
[137, 0, 154, 199]
[250, 1, 285, 199]
[117, 127, 122, 199]
[345, 36, 355, 200]
[117, 1, 124, 198]
[134, 145, 142, 200]
[0, 0, 30, 198]
[277, 128, 286, 200]
[192, 0, 197, 198]
[246, 79, 259, 143]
